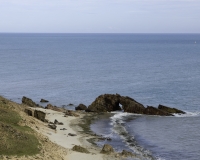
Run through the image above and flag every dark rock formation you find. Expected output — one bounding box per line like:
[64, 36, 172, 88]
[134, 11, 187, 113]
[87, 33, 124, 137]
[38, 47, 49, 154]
[100, 144, 114, 154]
[75, 104, 87, 111]
[60, 128, 67, 130]
[54, 119, 64, 125]
[48, 124, 57, 130]
[54, 119, 58, 124]
[45, 104, 65, 112]
[143, 106, 173, 116]
[68, 133, 77, 136]
[67, 103, 74, 106]
[121, 150, 136, 157]
[40, 99, 49, 103]
[87, 94, 145, 114]
[85, 94, 185, 116]
[72, 145, 89, 153]
[120, 96, 145, 114]
[22, 96, 40, 108]
[65, 110, 79, 117]
[24, 108, 33, 116]
[34, 110, 46, 122]
[87, 94, 121, 112]
[158, 104, 185, 114]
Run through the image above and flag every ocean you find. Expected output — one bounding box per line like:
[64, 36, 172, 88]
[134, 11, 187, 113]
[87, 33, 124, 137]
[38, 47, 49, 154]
[0, 33, 200, 159]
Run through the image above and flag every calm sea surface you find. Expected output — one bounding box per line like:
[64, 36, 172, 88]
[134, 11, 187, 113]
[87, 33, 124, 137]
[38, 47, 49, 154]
[1, 33, 200, 159]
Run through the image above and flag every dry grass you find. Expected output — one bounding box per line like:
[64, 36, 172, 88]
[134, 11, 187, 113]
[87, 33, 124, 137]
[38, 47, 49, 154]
[0, 97, 40, 156]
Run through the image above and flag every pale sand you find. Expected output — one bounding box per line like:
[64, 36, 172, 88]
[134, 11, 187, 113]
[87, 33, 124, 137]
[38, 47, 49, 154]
[33, 108, 116, 160]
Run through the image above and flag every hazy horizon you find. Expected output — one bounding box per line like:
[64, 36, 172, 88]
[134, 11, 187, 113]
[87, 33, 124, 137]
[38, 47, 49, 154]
[1, 32, 200, 34]
[1, 0, 200, 33]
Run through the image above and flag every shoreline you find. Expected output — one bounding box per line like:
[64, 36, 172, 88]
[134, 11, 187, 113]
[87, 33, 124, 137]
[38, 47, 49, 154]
[28, 107, 117, 160]
[0, 96, 138, 160]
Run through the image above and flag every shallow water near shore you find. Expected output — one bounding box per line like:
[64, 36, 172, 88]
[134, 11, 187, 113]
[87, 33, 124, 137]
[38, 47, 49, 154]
[1, 33, 200, 159]
[91, 112, 200, 160]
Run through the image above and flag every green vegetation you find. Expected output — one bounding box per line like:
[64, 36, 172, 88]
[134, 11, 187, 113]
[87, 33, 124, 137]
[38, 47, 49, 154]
[77, 113, 98, 134]
[0, 98, 40, 156]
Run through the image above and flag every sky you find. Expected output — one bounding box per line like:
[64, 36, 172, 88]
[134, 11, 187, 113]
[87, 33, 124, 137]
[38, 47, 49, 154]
[0, 0, 200, 33]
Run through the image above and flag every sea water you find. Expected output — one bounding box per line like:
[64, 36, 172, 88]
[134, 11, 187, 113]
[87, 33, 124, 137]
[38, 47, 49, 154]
[1, 33, 200, 159]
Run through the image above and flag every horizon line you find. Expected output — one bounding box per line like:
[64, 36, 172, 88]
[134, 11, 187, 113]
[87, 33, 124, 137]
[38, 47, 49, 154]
[0, 32, 200, 34]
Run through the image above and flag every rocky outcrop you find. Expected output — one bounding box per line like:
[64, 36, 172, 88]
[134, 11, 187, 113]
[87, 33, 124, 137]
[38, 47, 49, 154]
[24, 108, 47, 122]
[72, 145, 89, 153]
[143, 106, 173, 116]
[34, 110, 46, 122]
[40, 99, 49, 103]
[68, 133, 77, 136]
[54, 119, 64, 125]
[22, 96, 40, 108]
[87, 94, 145, 114]
[121, 150, 136, 157]
[24, 94, 185, 116]
[24, 108, 33, 116]
[87, 94, 185, 116]
[87, 94, 121, 112]
[100, 144, 114, 154]
[48, 124, 57, 130]
[75, 104, 87, 111]
[158, 104, 186, 114]
[65, 110, 79, 117]
[45, 104, 65, 112]
[120, 96, 145, 114]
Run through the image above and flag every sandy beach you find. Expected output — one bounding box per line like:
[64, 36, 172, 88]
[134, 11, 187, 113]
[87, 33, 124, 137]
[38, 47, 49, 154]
[0, 96, 139, 160]
[34, 108, 107, 160]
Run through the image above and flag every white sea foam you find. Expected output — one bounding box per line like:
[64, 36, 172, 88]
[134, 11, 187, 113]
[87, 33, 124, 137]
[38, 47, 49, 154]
[111, 112, 141, 120]
[109, 112, 154, 159]
[156, 157, 166, 160]
[173, 111, 200, 117]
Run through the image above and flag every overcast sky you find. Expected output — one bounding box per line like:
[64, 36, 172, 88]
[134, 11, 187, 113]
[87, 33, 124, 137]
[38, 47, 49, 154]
[0, 0, 200, 33]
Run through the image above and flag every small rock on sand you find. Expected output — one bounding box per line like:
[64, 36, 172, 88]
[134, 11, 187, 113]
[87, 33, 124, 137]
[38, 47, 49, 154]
[100, 144, 114, 154]
[68, 133, 77, 136]
[72, 145, 90, 153]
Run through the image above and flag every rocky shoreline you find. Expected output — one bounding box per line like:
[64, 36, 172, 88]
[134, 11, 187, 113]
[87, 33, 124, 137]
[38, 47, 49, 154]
[85, 94, 185, 116]
[22, 93, 186, 117]
[0, 94, 186, 159]
[1, 95, 144, 160]
[21, 95, 140, 159]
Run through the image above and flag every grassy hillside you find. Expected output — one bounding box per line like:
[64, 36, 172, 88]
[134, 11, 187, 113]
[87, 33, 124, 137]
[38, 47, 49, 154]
[0, 96, 40, 156]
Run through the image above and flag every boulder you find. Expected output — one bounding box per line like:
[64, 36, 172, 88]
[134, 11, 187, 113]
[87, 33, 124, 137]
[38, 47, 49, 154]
[100, 144, 114, 154]
[121, 150, 136, 157]
[54, 119, 63, 125]
[45, 104, 65, 112]
[72, 145, 89, 153]
[158, 104, 185, 114]
[67, 103, 74, 106]
[60, 128, 67, 130]
[143, 106, 173, 116]
[54, 119, 58, 124]
[24, 108, 33, 116]
[34, 110, 46, 121]
[48, 124, 57, 130]
[87, 94, 121, 112]
[22, 96, 39, 108]
[68, 133, 77, 136]
[40, 99, 49, 103]
[119, 96, 145, 114]
[75, 104, 87, 111]
[65, 110, 79, 117]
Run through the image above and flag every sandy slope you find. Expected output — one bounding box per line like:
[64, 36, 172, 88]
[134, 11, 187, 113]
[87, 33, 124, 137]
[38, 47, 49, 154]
[31, 108, 113, 160]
